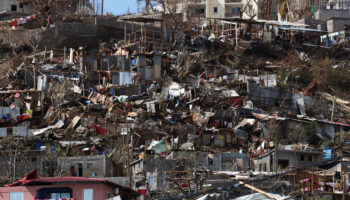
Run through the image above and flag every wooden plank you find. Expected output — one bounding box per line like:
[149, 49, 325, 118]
[239, 181, 281, 200]
[0, 90, 43, 94]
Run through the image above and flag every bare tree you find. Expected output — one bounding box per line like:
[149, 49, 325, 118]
[240, 0, 259, 19]
[177, 50, 200, 81]
[258, 0, 273, 20]
[282, 0, 318, 21]
[0, 28, 42, 87]
[150, 0, 193, 45]
[30, 0, 92, 28]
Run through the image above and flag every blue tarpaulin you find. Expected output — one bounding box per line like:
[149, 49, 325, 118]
[323, 147, 333, 159]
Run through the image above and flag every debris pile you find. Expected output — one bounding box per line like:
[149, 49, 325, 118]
[1, 11, 350, 200]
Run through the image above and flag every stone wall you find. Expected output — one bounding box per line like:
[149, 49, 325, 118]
[0, 0, 33, 13]
[327, 18, 350, 32]
[39, 17, 162, 50]
[58, 155, 113, 178]
[314, 9, 350, 21]
[0, 151, 46, 183]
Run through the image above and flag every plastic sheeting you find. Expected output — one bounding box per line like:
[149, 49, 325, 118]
[0, 128, 7, 137]
[147, 140, 172, 154]
[196, 192, 229, 200]
[119, 72, 134, 86]
[234, 72, 277, 87]
[168, 82, 185, 97]
[34, 120, 64, 135]
[234, 193, 293, 200]
[0, 107, 20, 120]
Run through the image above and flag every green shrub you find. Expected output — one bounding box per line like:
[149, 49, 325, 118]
[304, 121, 320, 146]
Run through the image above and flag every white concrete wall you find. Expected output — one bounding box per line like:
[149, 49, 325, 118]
[242, 0, 259, 19]
[314, 9, 350, 21]
[0, 0, 33, 13]
[206, 0, 226, 18]
[174, 0, 259, 21]
[0, 0, 14, 12]
[327, 0, 350, 9]
[255, 151, 323, 172]
[206, 0, 258, 19]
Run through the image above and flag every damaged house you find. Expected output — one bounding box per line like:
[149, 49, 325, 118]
[254, 147, 324, 172]
[2, 0, 350, 198]
[58, 155, 114, 178]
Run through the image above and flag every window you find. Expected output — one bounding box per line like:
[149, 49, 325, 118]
[36, 187, 72, 199]
[208, 154, 214, 165]
[83, 189, 93, 200]
[78, 163, 83, 177]
[51, 193, 71, 198]
[121, 128, 128, 135]
[231, 7, 240, 15]
[196, 8, 205, 14]
[278, 160, 289, 169]
[231, 8, 235, 14]
[270, 155, 273, 171]
[11, 5, 17, 12]
[300, 155, 304, 161]
[19, 3, 23, 8]
[213, 7, 218, 13]
[308, 155, 312, 162]
[10, 192, 23, 200]
[31, 157, 37, 162]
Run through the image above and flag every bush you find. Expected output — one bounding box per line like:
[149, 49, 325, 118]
[322, 68, 350, 91]
[303, 121, 320, 146]
[289, 68, 313, 88]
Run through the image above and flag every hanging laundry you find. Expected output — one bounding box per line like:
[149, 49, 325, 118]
[91, 124, 106, 135]
[12, 20, 17, 27]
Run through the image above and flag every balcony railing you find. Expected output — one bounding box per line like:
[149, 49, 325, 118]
[192, 13, 206, 18]
[225, 0, 242, 3]
[191, 0, 206, 4]
[225, 13, 240, 18]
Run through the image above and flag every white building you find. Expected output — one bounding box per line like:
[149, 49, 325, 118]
[327, 0, 350, 9]
[0, 0, 33, 14]
[174, 0, 259, 20]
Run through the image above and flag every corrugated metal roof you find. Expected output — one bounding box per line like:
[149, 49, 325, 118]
[5, 176, 140, 195]
[279, 27, 328, 32]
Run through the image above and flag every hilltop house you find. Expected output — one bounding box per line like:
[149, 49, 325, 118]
[0, 173, 140, 200]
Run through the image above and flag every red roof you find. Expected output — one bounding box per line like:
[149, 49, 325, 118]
[6, 176, 140, 196]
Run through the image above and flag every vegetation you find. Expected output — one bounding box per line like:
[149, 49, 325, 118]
[303, 121, 320, 146]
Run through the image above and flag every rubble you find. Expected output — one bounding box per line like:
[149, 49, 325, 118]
[1, 1, 350, 200]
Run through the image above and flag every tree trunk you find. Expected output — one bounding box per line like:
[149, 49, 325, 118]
[101, 0, 104, 15]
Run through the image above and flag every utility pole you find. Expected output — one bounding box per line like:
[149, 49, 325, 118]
[342, 174, 346, 200]
[274, 126, 278, 173]
[331, 96, 336, 121]
[273, 98, 287, 174]
[311, 167, 314, 192]
[101, 0, 104, 15]
[145, 0, 150, 13]
[93, 0, 95, 15]
[129, 130, 134, 188]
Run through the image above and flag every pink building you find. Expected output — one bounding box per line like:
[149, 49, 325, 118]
[0, 176, 140, 200]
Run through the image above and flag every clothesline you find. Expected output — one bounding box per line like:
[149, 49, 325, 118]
[0, 14, 36, 29]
